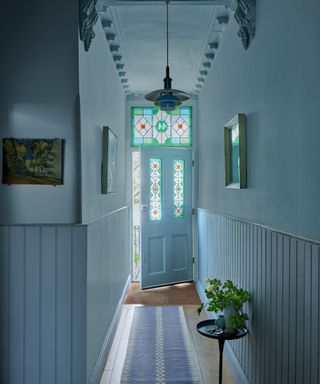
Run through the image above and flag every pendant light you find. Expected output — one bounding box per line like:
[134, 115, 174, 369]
[145, 0, 191, 111]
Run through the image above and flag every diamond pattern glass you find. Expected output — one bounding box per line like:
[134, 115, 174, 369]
[150, 158, 162, 221]
[132, 106, 192, 147]
[173, 160, 185, 218]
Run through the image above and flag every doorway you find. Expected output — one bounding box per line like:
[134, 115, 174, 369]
[131, 148, 193, 288]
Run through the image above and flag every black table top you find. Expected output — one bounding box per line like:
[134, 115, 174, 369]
[197, 319, 248, 341]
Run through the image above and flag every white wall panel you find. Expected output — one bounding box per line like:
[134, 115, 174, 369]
[197, 208, 320, 384]
[0, 206, 130, 384]
[86, 207, 130, 383]
[0, 225, 87, 384]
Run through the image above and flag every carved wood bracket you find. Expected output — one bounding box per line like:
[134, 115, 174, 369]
[233, 0, 256, 49]
[79, 0, 99, 51]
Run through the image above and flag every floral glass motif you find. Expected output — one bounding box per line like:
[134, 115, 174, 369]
[173, 160, 185, 218]
[150, 158, 162, 221]
[132, 106, 192, 147]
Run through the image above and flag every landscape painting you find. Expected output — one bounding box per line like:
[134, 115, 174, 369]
[2, 138, 64, 185]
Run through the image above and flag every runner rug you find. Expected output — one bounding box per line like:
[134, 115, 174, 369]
[121, 306, 202, 383]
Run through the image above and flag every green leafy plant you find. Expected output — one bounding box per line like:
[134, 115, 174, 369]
[197, 278, 250, 330]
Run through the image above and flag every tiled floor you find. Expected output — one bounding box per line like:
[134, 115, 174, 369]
[100, 304, 234, 384]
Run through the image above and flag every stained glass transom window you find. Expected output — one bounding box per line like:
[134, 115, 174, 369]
[173, 160, 185, 218]
[150, 158, 162, 221]
[132, 106, 192, 147]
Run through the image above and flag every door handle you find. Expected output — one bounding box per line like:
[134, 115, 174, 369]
[140, 204, 149, 212]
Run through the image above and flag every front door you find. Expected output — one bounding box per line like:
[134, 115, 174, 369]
[140, 148, 193, 289]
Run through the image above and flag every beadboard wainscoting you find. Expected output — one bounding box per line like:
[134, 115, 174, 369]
[0, 206, 130, 384]
[0, 225, 87, 384]
[197, 208, 320, 384]
[86, 206, 130, 383]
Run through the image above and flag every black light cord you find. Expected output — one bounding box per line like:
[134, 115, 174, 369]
[166, 0, 169, 68]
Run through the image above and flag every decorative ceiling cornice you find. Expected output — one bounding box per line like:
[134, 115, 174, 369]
[96, 1, 132, 94]
[82, 0, 256, 98]
[192, 4, 230, 95]
[193, 0, 256, 94]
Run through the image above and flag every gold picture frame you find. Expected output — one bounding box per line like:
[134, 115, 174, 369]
[2, 138, 64, 185]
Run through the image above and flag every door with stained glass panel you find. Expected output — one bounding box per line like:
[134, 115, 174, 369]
[140, 148, 193, 289]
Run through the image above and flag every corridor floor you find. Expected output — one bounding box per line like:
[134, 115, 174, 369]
[100, 284, 234, 384]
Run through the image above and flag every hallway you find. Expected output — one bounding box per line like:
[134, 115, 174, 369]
[1, 0, 320, 383]
[100, 284, 234, 384]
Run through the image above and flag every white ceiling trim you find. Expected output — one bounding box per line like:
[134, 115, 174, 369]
[191, 5, 219, 94]
[109, 6, 133, 91]
[96, 0, 255, 99]
[97, 1, 132, 94]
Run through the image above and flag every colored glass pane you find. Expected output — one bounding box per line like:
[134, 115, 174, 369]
[132, 106, 192, 147]
[150, 158, 162, 221]
[173, 160, 185, 218]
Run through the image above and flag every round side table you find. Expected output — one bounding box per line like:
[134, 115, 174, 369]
[197, 319, 248, 384]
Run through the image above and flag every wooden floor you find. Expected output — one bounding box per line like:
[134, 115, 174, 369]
[100, 304, 234, 384]
[125, 282, 201, 306]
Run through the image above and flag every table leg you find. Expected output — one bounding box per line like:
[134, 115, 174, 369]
[218, 339, 225, 384]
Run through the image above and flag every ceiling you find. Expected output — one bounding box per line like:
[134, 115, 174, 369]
[98, 0, 233, 97]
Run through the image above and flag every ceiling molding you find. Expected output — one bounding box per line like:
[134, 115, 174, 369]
[94, 0, 255, 98]
[96, 1, 132, 94]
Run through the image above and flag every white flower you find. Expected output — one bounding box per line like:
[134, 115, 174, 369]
[206, 285, 213, 292]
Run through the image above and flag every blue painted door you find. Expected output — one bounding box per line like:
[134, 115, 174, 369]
[140, 148, 193, 289]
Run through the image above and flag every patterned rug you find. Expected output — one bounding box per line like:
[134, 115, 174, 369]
[121, 306, 202, 383]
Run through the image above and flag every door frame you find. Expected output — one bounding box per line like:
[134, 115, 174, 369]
[126, 98, 199, 284]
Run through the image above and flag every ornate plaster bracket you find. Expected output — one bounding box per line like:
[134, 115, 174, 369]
[233, 0, 256, 49]
[79, 0, 99, 51]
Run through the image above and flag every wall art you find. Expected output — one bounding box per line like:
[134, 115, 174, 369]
[2, 138, 64, 185]
[101, 126, 117, 194]
[224, 114, 247, 189]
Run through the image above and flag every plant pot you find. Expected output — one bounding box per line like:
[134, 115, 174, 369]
[224, 304, 236, 330]
[216, 315, 225, 329]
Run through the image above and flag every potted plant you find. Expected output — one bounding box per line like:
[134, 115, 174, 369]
[197, 278, 250, 331]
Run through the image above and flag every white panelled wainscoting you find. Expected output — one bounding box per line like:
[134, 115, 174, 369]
[0, 207, 130, 384]
[196, 208, 320, 384]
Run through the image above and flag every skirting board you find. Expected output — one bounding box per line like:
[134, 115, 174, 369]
[196, 280, 249, 384]
[90, 275, 131, 384]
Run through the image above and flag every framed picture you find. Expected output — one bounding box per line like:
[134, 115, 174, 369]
[101, 126, 117, 194]
[224, 114, 247, 189]
[2, 138, 64, 185]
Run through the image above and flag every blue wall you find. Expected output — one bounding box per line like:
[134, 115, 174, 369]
[197, 1, 320, 382]
[79, 18, 127, 223]
[78, 18, 130, 383]
[198, 0, 320, 241]
[0, 4, 130, 383]
[0, 0, 80, 224]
